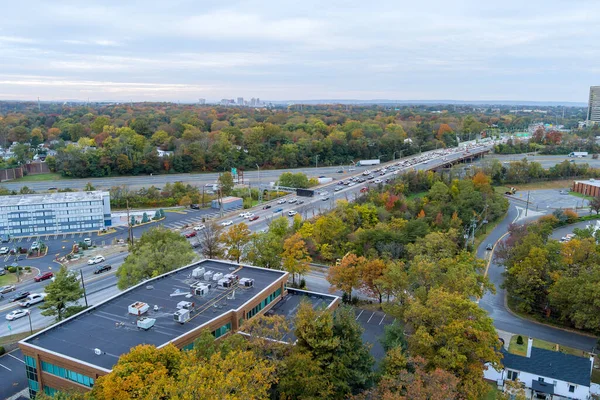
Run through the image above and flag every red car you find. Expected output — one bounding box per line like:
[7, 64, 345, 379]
[249, 215, 260, 221]
[184, 231, 197, 238]
[35, 271, 54, 282]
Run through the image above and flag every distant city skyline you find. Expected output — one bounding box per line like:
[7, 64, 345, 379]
[0, 1, 598, 103]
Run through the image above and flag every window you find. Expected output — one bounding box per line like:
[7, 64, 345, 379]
[24, 355, 39, 398]
[507, 370, 518, 381]
[44, 386, 58, 396]
[538, 377, 544, 383]
[41, 361, 94, 387]
[569, 385, 575, 393]
[212, 323, 232, 338]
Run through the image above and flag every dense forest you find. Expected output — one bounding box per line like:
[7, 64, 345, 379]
[0, 101, 587, 178]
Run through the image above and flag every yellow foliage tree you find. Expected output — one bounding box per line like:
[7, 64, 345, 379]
[281, 233, 312, 286]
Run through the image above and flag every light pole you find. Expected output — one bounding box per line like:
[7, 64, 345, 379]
[80, 269, 89, 308]
[315, 155, 319, 169]
[256, 164, 261, 204]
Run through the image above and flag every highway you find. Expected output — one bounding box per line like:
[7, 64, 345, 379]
[482, 154, 600, 169]
[1, 142, 492, 337]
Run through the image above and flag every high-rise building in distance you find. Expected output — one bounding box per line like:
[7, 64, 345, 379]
[237, 97, 244, 105]
[587, 86, 600, 124]
[198, 98, 206, 105]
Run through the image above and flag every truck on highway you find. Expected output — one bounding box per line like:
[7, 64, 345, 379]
[296, 188, 314, 197]
[357, 159, 381, 166]
[569, 152, 588, 157]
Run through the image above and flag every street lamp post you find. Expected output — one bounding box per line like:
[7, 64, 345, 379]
[27, 310, 33, 335]
[80, 269, 89, 308]
[256, 164, 261, 204]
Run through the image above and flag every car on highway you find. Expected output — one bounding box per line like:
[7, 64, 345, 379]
[374, 179, 383, 184]
[10, 291, 30, 302]
[486, 243, 493, 251]
[277, 199, 286, 204]
[274, 208, 283, 213]
[288, 210, 298, 217]
[262, 204, 271, 209]
[193, 225, 206, 231]
[239, 211, 251, 218]
[0, 246, 8, 255]
[94, 264, 112, 274]
[48, 187, 58, 191]
[249, 215, 260, 221]
[337, 169, 344, 173]
[244, 213, 255, 219]
[87, 255, 106, 265]
[288, 198, 297, 204]
[321, 196, 330, 201]
[0, 284, 16, 294]
[34, 271, 54, 282]
[184, 231, 197, 238]
[221, 220, 233, 227]
[5, 309, 29, 321]
[318, 191, 328, 196]
[19, 293, 46, 308]
[334, 186, 343, 191]
[298, 200, 305, 204]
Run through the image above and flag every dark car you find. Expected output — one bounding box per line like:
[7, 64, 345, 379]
[337, 169, 344, 173]
[94, 265, 112, 274]
[298, 200, 305, 204]
[249, 215, 260, 221]
[185, 231, 197, 238]
[486, 243, 493, 251]
[274, 208, 283, 213]
[263, 204, 272, 209]
[35, 271, 54, 282]
[190, 204, 200, 210]
[10, 291, 30, 302]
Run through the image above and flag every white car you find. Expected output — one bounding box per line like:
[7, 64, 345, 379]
[193, 225, 206, 231]
[374, 179, 383, 184]
[287, 198, 297, 204]
[6, 309, 29, 321]
[239, 212, 250, 218]
[19, 293, 46, 308]
[0, 247, 8, 255]
[277, 199, 286, 204]
[288, 210, 298, 217]
[221, 220, 233, 227]
[87, 255, 105, 265]
[83, 238, 92, 246]
[244, 213, 255, 219]
[319, 191, 328, 196]
[30, 241, 39, 250]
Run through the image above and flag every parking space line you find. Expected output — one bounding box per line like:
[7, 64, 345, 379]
[62, 234, 66, 239]
[27, 237, 32, 242]
[355, 309, 364, 321]
[367, 312, 375, 323]
[0, 362, 11, 371]
[7, 353, 24, 364]
[379, 315, 386, 325]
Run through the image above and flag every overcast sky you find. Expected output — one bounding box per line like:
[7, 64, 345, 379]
[0, 0, 598, 103]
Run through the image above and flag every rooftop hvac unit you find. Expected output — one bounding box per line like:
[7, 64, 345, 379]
[192, 267, 205, 278]
[193, 284, 209, 296]
[128, 301, 149, 316]
[224, 273, 239, 282]
[177, 301, 194, 310]
[204, 271, 214, 281]
[174, 309, 190, 324]
[240, 278, 254, 287]
[218, 278, 234, 288]
[212, 272, 223, 281]
[137, 317, 156, 330]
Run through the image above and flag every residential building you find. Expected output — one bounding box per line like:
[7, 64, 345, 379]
[19, 259, 339, 397]
[484, 338, 592, 399]
[156, 148, 173, 157]
[572, 179, 600, 197]
[587, 86, 600, 124]
[0, 191, 111, 238]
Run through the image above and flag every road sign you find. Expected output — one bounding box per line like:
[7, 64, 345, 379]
[231, 167, 237, 175]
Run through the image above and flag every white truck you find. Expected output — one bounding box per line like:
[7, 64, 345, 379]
[357, 159, 381, 166]
[19, 293, 46, 308]
[569, 152, 588, 157]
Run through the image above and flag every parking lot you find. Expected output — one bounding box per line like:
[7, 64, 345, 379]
[513, 189, 587, 211]
[0, 348, 27, 400]
[354, 308, 396, 361]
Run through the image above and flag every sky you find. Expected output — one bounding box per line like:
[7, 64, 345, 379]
[0, 0, 598, 103]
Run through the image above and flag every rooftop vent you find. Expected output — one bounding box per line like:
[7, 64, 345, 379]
[94, 348, 102, 355]
[137, 317, 156, 331]
[128, 301, 149, 316]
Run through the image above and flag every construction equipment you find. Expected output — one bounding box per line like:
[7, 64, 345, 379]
[505, 187, 517, 195]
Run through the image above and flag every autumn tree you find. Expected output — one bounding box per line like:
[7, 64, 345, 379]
[281, 233, 312, 286]
[117, 226, 195, 289]
[218, 171, 234, 196]
[220, 222, 251, 263]
[361, 258, 387, 303]
[327, 253, 366, 299]
[590, 196, 600, 215]
[198, 221, 224, 259]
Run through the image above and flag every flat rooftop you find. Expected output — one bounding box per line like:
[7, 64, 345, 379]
[23, 260, 286, 370]
[575, 179, 600, 188]
[266, 288, 338, 343]
[0, 191, 109, 207]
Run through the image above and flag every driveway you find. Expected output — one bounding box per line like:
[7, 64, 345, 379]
[478, 201, 597, 351]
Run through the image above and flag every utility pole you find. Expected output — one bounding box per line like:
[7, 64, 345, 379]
[256, 164, 262, 203]
[525, 191, 531, 217]
[126, 199, 134, 245]
[80, 269, 89, 308]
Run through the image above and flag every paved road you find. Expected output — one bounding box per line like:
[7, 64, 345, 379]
[483, 154, 600, 169]
[478, 202, 597, 351]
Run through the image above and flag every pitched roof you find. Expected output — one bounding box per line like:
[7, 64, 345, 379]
[502, 348, 591, 387]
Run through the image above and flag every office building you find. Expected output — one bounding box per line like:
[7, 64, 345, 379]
[237, 97, 244, 105]
[573, 179, 600, 197]
[0, 191, 111, 238]
[19, 259, 339, 397]
[587, 86, 600, 124]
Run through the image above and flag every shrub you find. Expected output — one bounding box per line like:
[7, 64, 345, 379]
[563, 209, 578, 223]
[25, 266, 31, 271]
[7, 266, 16, 273]
[0, 346, 5, 356]
[517, 335, 524, 345]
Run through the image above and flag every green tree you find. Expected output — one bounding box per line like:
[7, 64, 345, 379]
[142, 212, 149, 223]
[116, 226, 195, 289]
[40, 266, 84, 321]
[245, 232, 283, 269]
[84, 182, 95, 191]
[218, 172, 234, 196]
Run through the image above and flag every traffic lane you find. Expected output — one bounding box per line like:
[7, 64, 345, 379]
[0, 348, 27, 400]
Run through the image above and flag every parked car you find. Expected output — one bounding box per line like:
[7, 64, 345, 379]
[30, 241, 40, 250]
[10, 291, 30, 302]
[34, 271, 54, 282]
[249, 215, 260, 221]
[221, 220, 233, 227]
[288, 210, 298, 217]
[0, 234, 9, 243]
[190, 204, 200, 210]
[184, 231, 197, 238]
[5, 309, 29, 321]
[0, 247, 8, 255]
[0, 285, 16, 294]
[19, 293, 46, 308]
[87, 255, 106, 265]
[94, 265, 112, 274]
[262, 204, 271, 210]
[193, 225, 206, 231]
